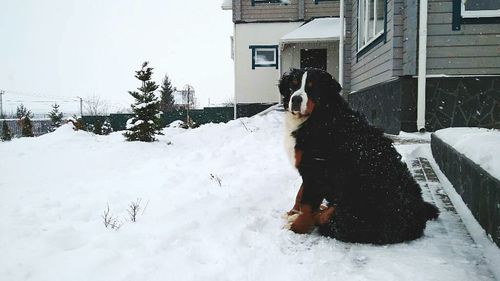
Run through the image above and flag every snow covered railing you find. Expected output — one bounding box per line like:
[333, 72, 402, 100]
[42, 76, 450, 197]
[431, 128, 500, 248]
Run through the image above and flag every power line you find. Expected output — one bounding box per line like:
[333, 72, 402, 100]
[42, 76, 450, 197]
[2, 88, 77, 101]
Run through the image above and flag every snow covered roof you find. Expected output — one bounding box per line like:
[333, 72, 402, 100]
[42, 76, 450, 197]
[280, 17, 343, 45]
[221, 0, 232, 10]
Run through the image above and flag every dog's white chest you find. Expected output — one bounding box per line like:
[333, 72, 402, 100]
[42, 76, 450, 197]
[283, 113, 307, 166]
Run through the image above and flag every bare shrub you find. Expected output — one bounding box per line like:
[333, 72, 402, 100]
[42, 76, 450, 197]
[102, 204, 122, 230]
[210, 174, 222, 187]
[127, 198, 142, 222]
[84, 95, 109, 116]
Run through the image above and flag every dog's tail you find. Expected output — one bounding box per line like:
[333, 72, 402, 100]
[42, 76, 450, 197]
[424, 201, 439, 220]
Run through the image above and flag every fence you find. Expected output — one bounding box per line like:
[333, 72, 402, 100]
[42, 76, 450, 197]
[82, 107, 235, 132]
[0, 119, 53, 137]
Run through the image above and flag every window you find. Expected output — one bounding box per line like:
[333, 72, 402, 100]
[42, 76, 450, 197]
[249, 45, 279, 69]
[452, 0, 500, 31]
[461, 0, 500, 18]
[357, 0, 385, 51]
[314, 0, 336, 4]
[251, 0, 288, 6]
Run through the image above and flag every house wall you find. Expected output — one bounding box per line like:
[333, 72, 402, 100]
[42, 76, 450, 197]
[237, 0, 341, 22]
[281, 41, 340, 81]
[350, 0, 398, 92]
[234, 22, 302, 104]
[304, 0, 340, 19]
[240, 0, 300, 22]
[426, 0, 500, 75]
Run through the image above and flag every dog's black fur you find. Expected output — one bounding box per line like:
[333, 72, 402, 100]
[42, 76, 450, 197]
[279, 68, 439, 244]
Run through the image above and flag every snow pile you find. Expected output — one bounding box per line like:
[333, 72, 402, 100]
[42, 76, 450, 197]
[435, 128, 500, 179]
[0, 111, 497, 281]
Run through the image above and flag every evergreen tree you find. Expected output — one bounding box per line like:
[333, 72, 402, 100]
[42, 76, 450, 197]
[159, 74, 175, 113]
[16, 104, 33, 119]
[48, 103, 64, 131]
[101, 118, 113, 135]
[1, 120, 12, 141]
[123, 62, 163, 142]
[20, 116, 34, 137]
[92, 120, 102, 135]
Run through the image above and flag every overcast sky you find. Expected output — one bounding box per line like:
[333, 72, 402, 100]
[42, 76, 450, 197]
[0, 0, 233, 116]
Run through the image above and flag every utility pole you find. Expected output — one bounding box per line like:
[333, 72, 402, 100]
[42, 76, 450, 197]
[184, 85, 194, 127]
[0, 90, 4, 119]
[76, 96, 83, 117]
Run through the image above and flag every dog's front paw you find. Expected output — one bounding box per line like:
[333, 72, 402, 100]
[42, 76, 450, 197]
[290, 212, 315, 234]
[282, 212, 301, 230]
[288, 204, 315, 234]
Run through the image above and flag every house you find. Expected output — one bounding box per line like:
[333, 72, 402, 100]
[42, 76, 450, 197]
[222, 0, 500, 133]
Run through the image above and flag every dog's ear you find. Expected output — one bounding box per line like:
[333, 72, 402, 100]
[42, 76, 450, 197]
[329, 76, 342, 95]
[278, 70, 293, 97]
[279, 69, 302, 109]
[317, 70, 342, 95]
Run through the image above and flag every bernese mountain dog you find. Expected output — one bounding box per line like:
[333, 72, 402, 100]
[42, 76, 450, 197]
[279, 68, 439, 244]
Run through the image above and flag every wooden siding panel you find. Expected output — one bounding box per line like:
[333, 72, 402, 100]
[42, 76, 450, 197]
[402, 0, 417, 75]
[240, 0, 299, 22]
[427, 0, 500, 75]
[304, 1, 340, 19]
[350, 0, 398, 92]
[428, 35, 500, 47]
[428, 45, 500, 58]
[427, 0, 500, 74]
[351, 64, 394, 89]
[427, 57, 500, 70]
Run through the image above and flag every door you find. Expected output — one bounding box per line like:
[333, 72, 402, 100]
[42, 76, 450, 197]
[300, 49, 327, 71]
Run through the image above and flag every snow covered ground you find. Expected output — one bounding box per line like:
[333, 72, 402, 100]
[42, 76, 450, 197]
[1, 111, 499, 281]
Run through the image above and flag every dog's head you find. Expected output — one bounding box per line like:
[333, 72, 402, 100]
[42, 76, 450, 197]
[279, 68, 342, 117]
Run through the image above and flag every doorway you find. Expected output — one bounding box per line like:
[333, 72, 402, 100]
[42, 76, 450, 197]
[300, 49, 327, 71]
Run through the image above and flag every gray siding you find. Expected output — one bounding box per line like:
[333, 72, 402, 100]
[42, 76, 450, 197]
[402, 0, 418, 75]
[392, 0, 404, 76]
[304, 0, 340, 19]
[350, 0, 397, 92]
[238, 0, 340, 22]
[427, 0, 500, 75]
[343, 1, 353, 94]
[240, 0, 300, 22]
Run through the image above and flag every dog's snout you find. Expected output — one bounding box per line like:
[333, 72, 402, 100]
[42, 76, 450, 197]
[291, 96, 302, 106]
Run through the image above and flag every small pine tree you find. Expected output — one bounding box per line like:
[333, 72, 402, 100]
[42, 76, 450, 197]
[159, 74, 175, 113]
[101, 118, 113, 135]
[16, 104, 33, 119]
[48, 103, 64, 131]
[20, 116, 34, 137]
[1, 120, 12, 141]
[92, 120, 102, 135]
[123, 62, 163, 142]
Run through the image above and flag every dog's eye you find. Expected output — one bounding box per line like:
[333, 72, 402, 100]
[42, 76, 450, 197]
[292, 79, 299, 86]
[307, 82, 313, 87]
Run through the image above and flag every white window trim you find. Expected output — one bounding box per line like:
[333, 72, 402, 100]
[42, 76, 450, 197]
[254, 48, 277, 66]
[461, 0, 500, 18]
[357, 0, 385, 52]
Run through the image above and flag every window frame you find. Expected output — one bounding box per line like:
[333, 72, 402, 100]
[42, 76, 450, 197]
[249, 45, 279, 69]
[251, 0, 287, 6]
[314, 0, 336, 4]
[461, 0, 500, 18]
[452, 0, 500, 30]
[356, 0, 387, 57]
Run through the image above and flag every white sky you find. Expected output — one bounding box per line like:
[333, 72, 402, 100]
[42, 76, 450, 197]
[0, 0, 234, 116]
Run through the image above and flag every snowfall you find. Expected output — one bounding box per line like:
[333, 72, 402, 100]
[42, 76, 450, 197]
[1, 110, 499, 281]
